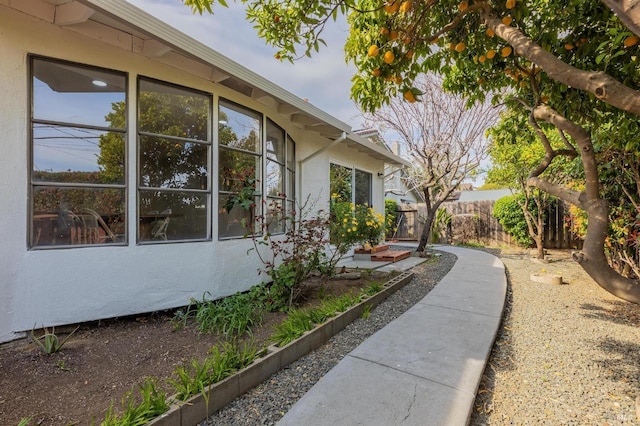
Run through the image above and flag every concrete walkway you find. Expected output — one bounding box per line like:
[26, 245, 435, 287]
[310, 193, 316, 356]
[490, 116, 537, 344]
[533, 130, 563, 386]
[279, 245, 507, 426]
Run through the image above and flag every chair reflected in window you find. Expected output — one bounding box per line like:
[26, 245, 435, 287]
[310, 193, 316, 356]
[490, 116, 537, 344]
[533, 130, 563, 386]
[82, 208, 119, 243]
[151, 208, 171, 240]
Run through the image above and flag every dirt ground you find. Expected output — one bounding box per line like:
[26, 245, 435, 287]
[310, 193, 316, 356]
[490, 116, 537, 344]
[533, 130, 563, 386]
[0, 272, 384, 426]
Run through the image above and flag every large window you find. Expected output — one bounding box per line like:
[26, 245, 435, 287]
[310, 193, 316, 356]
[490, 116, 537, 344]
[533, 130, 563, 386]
[266, 120, 297, 234]
[218, 100, 262, 238]
[138, 78, 211, 242]
[218, 102, 295, 239]
[30, 57, 127, 247]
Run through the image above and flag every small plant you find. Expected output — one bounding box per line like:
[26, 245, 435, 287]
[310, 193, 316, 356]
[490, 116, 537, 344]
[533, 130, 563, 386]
[101, 377, 168, 425]
[168, 340, 261, 402]
[17, 418, 32, 426]
[271, 309, 314, 347]
[168, 357, 215, 402]
[191, 291, 261, 337]
[363, 281, 384, 296]
[361, 304, 372, 319]
[170, 304, 195, 331]
[30, 325, 79, 355]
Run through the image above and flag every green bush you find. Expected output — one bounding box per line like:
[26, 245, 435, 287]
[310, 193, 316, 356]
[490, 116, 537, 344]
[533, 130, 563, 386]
[493, 194, 534, 247]
[384, 199, 398, 238]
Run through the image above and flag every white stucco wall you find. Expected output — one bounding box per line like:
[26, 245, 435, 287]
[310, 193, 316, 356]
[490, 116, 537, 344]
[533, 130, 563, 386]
[0, 6, 387, 342]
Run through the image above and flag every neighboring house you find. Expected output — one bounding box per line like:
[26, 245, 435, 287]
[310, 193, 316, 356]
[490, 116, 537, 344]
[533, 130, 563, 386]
[0, 0, 408, 343]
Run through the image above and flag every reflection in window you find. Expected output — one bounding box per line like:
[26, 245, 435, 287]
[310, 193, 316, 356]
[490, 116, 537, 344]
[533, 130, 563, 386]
[329, 163, 372, 243]
[30, 57, 127, 247]
[218, 100, 262, 238]
[355, 169, 372, 205]
[138, 78, 211, 242]
[266, 120, 286, 233]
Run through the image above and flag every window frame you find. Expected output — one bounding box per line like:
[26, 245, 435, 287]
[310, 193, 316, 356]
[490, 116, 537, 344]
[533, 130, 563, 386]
[217, 100, 296, 240]
[29, 55, 128, 249]
[137, 76, 213, 244]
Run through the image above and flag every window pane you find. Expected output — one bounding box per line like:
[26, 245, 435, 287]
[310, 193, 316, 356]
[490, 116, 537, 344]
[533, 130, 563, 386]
[355, 169, 372, 205]
[219, 102, 261, 152]
[266, 121, 285, 164]
[139, 79, 209, 141]
[32, 186, 126, 246]
[219, 149, 260, 193]
[140, 136, 208, 189]
[139, 190, 208, 241]
[33, 124, 125, 184]
[330, 163, 352, 203]
[266, 198, 284, 234]
[32, 58, 126, 128]
[218, 194, 256, 238]
[266, 160, 284, 197]
[287, 136, 295, 171]
[286, 170, 295, 201]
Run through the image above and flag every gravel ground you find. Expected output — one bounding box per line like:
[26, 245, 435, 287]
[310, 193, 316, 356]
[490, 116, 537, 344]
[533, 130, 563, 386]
[471, 248, 640, 425]
[202, 251, 457, 426]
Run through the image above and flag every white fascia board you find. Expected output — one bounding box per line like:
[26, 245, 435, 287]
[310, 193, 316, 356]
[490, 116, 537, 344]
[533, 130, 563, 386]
[80, 0, 351, 134]
[346, 133, 412, 167]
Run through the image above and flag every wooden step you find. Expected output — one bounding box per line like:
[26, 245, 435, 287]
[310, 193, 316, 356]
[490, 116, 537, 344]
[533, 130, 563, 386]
[370, 250, 411, 262]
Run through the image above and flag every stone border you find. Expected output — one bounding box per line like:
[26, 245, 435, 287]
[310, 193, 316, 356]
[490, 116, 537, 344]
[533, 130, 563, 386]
[148, 270, 414, 426]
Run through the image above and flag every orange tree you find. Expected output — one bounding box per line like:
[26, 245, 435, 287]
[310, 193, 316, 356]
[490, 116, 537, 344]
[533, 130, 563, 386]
[183, 0, 640, 302]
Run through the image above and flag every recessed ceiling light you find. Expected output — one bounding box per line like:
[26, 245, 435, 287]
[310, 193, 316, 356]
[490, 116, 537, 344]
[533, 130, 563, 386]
[92, 80, 107, 87]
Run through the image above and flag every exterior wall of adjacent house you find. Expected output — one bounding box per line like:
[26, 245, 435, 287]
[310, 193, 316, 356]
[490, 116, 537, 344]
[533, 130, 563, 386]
[0, 6, 386, 342]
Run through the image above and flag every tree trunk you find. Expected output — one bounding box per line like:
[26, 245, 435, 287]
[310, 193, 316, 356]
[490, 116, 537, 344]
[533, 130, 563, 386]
[416, 187, 434, 252]
[527, 106, 640, 303]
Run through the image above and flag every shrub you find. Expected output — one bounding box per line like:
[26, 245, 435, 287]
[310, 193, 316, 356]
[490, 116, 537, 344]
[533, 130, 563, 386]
[330, 199, 385, 248]
[249, 197, 344, 311]
[493, 193, 534, 247]
[384, 199, 398, 238]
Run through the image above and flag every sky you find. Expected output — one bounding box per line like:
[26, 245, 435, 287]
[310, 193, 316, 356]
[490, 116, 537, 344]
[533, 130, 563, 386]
[125, 0, 366, 129]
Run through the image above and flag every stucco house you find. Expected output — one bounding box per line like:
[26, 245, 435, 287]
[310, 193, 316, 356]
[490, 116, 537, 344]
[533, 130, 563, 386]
[0, 0, 408, 343]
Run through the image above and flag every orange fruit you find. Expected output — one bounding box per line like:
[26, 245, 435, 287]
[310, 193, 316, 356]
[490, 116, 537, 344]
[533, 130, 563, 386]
[506, 0, 515, 9]
[502, 16, 513, 25]
[403, 90, 417, 103]
[486, 49, 496, 59]
[459, 1, 469, 11]
[368, 45, 380, 57]
[455, 42, 466, 52]
[486, 28, 495, 37]
[402, 35, 412, 44]
[541, 95, 550, 102]
[380, 27, 390, 36]
[501, 46, 512, 57]
[390, 30, 399, 40]
[384, 51, 395, 64]
[478, 55, 487, 63]
[399, 0, 412, 13]
[372, 68, 382, 77]
[394, 75, 403, 84]
[624, 35, 639, 47]
[384, 1, 399, 14]
[449, 42, 456, 50]
[564, 43, 574, 50]
[405, 50, 414, 59]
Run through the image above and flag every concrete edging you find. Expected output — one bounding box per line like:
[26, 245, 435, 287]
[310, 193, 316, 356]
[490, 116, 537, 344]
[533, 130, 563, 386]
[148, 270, 415, 426]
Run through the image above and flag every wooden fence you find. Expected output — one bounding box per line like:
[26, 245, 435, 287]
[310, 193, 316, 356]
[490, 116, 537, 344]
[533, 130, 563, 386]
[392, 200, 581, 249]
